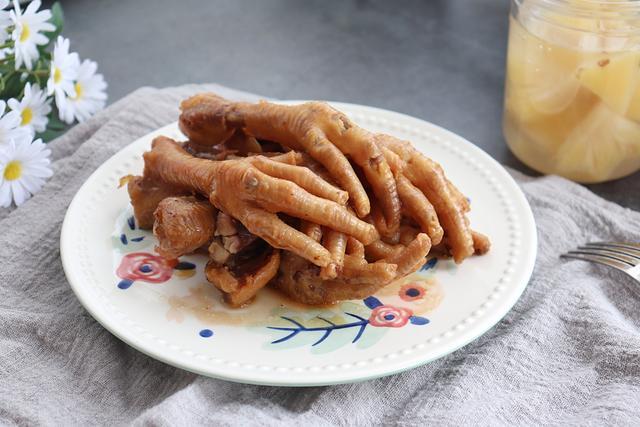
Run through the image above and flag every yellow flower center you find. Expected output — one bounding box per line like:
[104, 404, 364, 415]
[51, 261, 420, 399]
[73, 82, 84, 100]
[53, 67, 62, 84]
[19, 23, 30, 42]
[21, 107, 33, 125]
[3, 161, 22, 181]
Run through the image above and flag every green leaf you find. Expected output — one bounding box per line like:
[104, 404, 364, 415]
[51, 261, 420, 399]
[0, 62, 13, 74]
[0, 59, 14, 94]
[39, 51, 52, 61]
[46, 106, 68, 130]
[37, 127, 66, 143]
[47, 116, 67, 131]
[0, 58, 15, 78]
[50, 2, 64, 32]
[2, 72, 23, 99]
[38, 106, 70, 142]
[44, 2, 64, 44]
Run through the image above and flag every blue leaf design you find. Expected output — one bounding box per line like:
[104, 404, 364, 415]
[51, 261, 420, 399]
[266, 300, 431, 348]
[127, 216, 136, 230]
[316, 316, 336, 326]
[312, 316, 336, 345]
[345, 313, 368, 343]
[345, 312, 367, 322]
[363, 296, 383, 309]
[280, 316, 305, 328]
[117, 279, 133, 289]
[271, 330, 301, 344]
[420, 258, 438, 272]
[268, 315, 369, 346]
[130, 236, 145, 242]
[175, 261, 196, 270]
[312, 330, 332, 346]
[120, 234, 128, 245]
[410, 316, 429, 325]
[199, 329, 214, 338]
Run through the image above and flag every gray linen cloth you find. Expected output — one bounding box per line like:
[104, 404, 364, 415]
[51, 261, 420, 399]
[1, 84, 639, 426]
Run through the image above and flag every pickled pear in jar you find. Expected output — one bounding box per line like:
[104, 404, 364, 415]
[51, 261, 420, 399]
[503, 0, 640, 183]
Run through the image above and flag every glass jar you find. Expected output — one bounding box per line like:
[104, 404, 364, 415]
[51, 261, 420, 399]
[503, 0, 640, 183]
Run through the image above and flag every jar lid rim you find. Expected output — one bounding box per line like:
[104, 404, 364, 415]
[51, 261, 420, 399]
[516, 0, 640, 33]
[518, 0, 640, 12]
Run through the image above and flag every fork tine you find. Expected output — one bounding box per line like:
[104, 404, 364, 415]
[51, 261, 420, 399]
[569, 249, 636, 267]
[568, 249, 636, 267]
[585, 242, 640, 256]
[561, 252, 630, 271]
[588, 242, 640, 251]
[578, 245, 640, 262]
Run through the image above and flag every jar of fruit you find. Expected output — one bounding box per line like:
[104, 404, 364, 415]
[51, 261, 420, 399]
[503, 0, 640, 183]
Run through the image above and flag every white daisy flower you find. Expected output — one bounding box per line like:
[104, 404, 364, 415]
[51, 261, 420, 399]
[47, 36, 79, 115]
[0, 137, 52, 207]
[8, 83, 52, 136]
[0, 0, 11, 44]
[58, 59, 107, 124]
[0, 100, 31, 146]
[9, 0, 55, 70]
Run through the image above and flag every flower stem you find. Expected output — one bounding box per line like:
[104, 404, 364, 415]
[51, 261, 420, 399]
[15, 68, 49, 77]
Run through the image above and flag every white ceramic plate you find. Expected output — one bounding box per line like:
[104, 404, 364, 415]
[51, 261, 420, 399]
[60, 102, 537, 386]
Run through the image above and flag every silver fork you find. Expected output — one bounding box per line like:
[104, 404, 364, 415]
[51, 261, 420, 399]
[561, 242, 640, 281]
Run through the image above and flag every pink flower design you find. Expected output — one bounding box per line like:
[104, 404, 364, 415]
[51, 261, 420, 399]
[368, 305, 413, 328]
[399, 283, 427, 301]
[116, 252, 175, 287]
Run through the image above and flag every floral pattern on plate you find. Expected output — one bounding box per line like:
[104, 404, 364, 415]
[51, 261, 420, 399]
[113, 206, 443, 354]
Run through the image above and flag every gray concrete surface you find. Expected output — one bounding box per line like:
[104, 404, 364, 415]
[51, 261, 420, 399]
[46, 0, 639, 210]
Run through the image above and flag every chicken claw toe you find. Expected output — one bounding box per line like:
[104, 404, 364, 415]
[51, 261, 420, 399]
[178, 94, 401, 234]
[144, 137, 376, 267]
